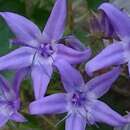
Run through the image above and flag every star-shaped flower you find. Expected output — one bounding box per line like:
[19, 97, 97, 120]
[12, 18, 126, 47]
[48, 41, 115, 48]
[0, 69, 26, 127]
[86, 3, 130, 76]
[0, 0, 91, 99]
[29, 60, 128, 130]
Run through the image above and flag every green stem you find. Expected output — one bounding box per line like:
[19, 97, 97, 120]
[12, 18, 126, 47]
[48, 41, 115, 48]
[7, 121, 18, 130]
[25, 0, 33, 18]
[67, 0, 74, 33]
[41, 116, 56, 129]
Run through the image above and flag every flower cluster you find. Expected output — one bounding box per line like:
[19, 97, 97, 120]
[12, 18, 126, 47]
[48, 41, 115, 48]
[0, 0, 129, 130]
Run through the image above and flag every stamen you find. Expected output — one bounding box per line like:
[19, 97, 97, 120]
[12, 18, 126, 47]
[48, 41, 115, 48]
[27, 51, 37, 76]
[77, 111, 91, 126]
[74, 111, 91, 129]
[39, 43, 55, 58]
[94, 122, 99, 128]
[71, 91, 86, 107]
[30, 49, 54, 79]
[83, 105, 99, 128]
[50, 55, 55, 62]
[31, 51, 37, 66]
[55, 114, 71, 127]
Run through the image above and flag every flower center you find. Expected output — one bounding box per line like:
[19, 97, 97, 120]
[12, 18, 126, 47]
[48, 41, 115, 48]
[71, 91, 86, 107]
[39, 43, 54, 58]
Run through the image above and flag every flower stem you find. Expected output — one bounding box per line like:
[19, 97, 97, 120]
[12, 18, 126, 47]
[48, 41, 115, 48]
[7, 121, 18, 130]
[25, 0, 34, 18]
[42, 116, 56, 129]
[67, 0, 74, 33]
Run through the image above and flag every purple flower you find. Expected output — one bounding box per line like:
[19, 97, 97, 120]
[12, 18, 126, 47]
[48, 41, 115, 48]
[0, 69, 27, 127]
[29, 60, 128, 130]
[114, 113, 130, 130]
[86, 2, 130, 76]
[60, 35, 87, 51]
[0, 0, 91, 99]
[98, 2, 130, 39]
[86, 39, 130, 77]
[89, 10, 117, 39]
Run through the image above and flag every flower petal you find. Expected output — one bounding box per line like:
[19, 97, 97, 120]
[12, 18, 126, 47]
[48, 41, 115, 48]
[86, 67, 120, 98]
[61, 35, 86, 51]
[10, 38, 39, 48]
[0, 75, 15, 101]
[29, 93, 67, 115]
[0, 114, 8, 127]
[99, 3, 130, 39]
[12, 68, 28, 97]
[54, 59, 84, 92]
[114, 113, 130, 130]
[0, 12, 41, 41]
[56, 44, 91, 64]
[65, 113, 86, 130]
[31, 62, 53, 99]
[42, 0, 66, 41]
[128, 61, 130, 75]
[0, 104, 13, 127]
[92, 100, 128, 127]
[0, 47, 34, 71]
[114, 124, 130, 130]
[86, 42, 126, 76]
[10, 112, 27, 122]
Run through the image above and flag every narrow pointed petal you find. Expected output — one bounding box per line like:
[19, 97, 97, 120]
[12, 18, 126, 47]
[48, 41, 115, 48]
[125, 113, 130, 121]
[128, 61, 130, 75]
[0, 12, 41, 42]
[0, 47, 34, 71]
[10, 38, 39, 48]
[86, 67, 120, 98]
[0, 104, 13, 127]
[0, 115, 8, 127]
[12, 68, 28, 97]
[0, 75, 15, 101]
[114, 124, 130, 130]
[43, 0, 66, 41]
[65, 113, 86, 130]
[92, 100, 129, 127]
[99, 3, 130, 39]
[54, 59, 84, 92]
[31, 63, 53, 99]
[56, 44, 91, 64]
[86, 42, 126, 76]
[0, 74, 10, 90]
[29, 93, 67, 115]
[10, 112, 27, 122]
[62, 35, 86, 51]
[114, 114, 130, 130]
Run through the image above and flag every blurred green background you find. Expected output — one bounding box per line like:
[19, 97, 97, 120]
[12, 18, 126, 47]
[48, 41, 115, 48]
[0, 0, 130, 130]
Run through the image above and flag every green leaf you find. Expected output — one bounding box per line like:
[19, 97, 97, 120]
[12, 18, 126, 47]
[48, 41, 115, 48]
[87, 0, 105, 10]
[0, 19, 12, 55]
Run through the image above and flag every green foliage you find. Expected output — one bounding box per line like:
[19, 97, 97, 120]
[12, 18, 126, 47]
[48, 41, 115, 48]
[87, 0, 107, 10]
